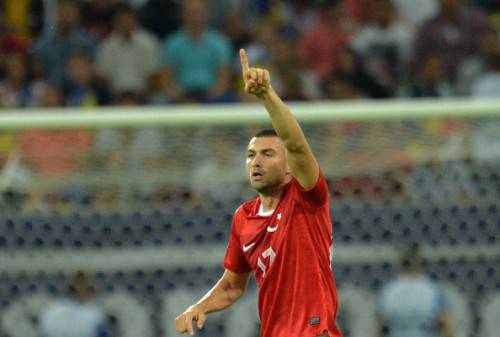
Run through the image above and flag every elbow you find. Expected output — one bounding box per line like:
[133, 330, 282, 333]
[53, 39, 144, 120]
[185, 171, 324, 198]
[222, 279, 246, 304]
[227, 287, 245, 303]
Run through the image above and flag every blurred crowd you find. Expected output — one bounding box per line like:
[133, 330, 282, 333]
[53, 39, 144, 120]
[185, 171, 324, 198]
[0, 0, 500, 109]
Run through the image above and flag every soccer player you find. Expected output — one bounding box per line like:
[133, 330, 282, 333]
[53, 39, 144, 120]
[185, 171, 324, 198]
[175, 49, 342, 337]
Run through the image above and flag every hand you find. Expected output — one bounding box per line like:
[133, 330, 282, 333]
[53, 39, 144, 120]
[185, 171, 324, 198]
[240, 48, 271, 98]
[175, 304, 207, 335]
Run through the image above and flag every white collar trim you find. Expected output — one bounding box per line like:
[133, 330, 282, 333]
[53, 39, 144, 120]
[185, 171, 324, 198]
[257, 203, 274, 217]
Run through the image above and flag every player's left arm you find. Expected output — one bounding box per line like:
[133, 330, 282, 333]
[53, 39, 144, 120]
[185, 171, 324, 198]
[240, 49, 319, 189]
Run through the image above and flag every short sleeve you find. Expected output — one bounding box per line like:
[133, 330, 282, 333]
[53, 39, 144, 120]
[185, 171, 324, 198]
[293, 169, 329, 208]
[222, 219, 252, 274]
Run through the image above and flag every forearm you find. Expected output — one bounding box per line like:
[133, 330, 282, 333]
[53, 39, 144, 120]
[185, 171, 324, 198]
[194, 278, 244, 314]
[260, 87, 308, 152]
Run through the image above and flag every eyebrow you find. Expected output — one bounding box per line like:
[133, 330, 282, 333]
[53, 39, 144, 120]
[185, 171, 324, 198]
[247, 148, 276, 154]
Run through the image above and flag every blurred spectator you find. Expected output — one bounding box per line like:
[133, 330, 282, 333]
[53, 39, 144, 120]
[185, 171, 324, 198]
[458, 29, 500, 95]
[469, 45, 500, 97]
[33, 0, 96, 86]
[414, 0, 491, 82]
[38, 271, 109, 337]
[390, 0, 439, 28]
[239, 16, 277, 69]
[162, 0, 233, 103]
[298, 0, 350, 82]
[19, 85, 92, 177]
[1, 0, 37, 42]
[65, 52, 110, 107]
[350, 0, 413, 97]
[222, 10, 252, 53]
[0, 53, 46, 107]
[219, 0, 272, 36]
[96, 4, 160, 97]
[275, 0, 318, 35]
[345, 0, 377, 26]
[146, 71, 171, 105]
[268, 29, 321, 100]
[324, 72, 363, 99]
[93, 92, 142, 176]
[81, 0, 126, 40]
[376, 243, 455, 337]
[405, 54, 453, 97]
[40, 83, 65, 107]
[0, 9, 27, 59]
[323, 48, 387, 98]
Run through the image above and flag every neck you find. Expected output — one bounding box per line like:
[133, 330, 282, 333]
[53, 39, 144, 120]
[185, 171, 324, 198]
[377, 19, 391, 29]
[258, 177, 291, 212]
[120, 30, 133, 41]
[259, 193, 281, 213]
[59, 26, 73, 37]
[403, 269, 421, 276]
[441, 9, 459, 22]
[188, 28, 204, 41]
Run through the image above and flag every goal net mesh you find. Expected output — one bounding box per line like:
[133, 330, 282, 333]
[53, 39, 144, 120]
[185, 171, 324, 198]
[0, 108, 499, 337]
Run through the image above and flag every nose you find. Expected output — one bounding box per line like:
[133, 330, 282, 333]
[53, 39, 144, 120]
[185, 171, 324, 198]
[251, 154, 262, 167]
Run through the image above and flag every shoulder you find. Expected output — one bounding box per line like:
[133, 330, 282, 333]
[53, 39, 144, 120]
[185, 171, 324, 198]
[135, 29, 160, 47]
[164, 30, 186, 48]
[289, 169, 330, 208]
[84, 304, 107, 322]
[380, 277, 399, 294]
[39, 300, 69, 321]
[99, 34, 119, 49]
[205, 30, 231, 51]
[206, 29, 228, 42]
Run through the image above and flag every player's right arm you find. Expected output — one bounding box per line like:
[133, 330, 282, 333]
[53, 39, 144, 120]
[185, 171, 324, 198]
[175, 269, 251, 335]
[439, 313, 456, 337]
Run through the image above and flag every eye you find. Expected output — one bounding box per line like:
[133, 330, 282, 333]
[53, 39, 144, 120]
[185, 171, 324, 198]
[247, 152, 255, 158]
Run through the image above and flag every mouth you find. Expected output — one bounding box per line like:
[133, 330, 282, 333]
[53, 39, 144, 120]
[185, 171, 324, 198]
[251, 172, 264, 181]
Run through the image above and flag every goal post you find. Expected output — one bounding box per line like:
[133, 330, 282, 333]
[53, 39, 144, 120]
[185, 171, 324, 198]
[0, 98, 499, 130]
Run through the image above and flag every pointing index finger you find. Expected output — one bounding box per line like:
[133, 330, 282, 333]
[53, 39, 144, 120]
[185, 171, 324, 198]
[240, 48, 250, 76]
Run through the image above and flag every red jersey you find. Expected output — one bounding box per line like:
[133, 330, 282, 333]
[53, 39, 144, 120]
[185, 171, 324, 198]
[223, 171, 342, 337]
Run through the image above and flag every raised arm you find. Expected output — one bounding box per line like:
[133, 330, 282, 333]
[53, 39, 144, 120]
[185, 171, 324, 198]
[175, 269, 251, 335]
[240, 49, 319, 189]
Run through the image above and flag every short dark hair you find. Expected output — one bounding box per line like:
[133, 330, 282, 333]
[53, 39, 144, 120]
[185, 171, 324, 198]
[400, 242, 422, 271]
[254, 129, 278, 138]
[66, 271, 95, 299]
[113, 3, 136, 18]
